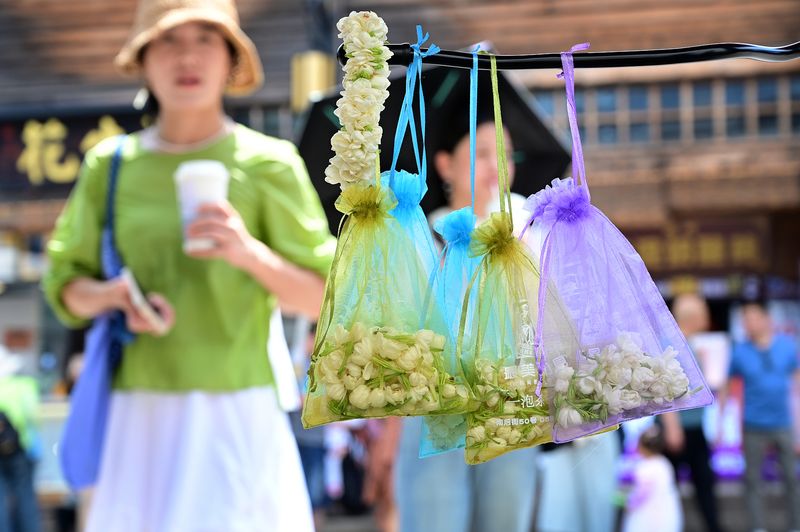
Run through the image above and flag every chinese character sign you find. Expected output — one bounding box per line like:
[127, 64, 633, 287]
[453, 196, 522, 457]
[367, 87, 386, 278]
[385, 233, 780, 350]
[1, 113, 139, 200]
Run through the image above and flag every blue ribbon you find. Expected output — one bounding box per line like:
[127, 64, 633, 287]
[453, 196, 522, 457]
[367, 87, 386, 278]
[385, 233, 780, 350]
[389, 26, 440, 187]
[469, 45, 481, 210]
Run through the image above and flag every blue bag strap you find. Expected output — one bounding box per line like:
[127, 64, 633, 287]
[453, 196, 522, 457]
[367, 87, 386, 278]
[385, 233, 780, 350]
[99, 135, 134, 350]
[101, 135, 127, 279]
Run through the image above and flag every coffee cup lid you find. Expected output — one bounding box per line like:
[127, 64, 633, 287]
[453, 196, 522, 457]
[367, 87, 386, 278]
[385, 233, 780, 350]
[175, 160, 228, 182]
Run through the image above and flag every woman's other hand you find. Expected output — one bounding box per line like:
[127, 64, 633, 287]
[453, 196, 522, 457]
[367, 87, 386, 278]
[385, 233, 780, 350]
[105, 277, 175, 336]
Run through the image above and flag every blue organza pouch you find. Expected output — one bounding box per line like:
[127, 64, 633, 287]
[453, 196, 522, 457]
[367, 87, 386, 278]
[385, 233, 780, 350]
[419, 208, 479, 456]
[418, 47, 483, 457]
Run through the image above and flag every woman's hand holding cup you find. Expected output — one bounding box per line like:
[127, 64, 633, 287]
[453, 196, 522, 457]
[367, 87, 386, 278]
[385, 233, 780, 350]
[184, 200, 260, 270]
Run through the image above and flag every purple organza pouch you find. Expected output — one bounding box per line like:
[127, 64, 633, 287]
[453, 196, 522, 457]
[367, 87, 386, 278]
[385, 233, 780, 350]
[522, 45, 713, 443]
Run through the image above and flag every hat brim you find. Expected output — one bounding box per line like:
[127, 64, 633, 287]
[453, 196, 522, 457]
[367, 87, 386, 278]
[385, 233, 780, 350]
[114, 8, 263, 96]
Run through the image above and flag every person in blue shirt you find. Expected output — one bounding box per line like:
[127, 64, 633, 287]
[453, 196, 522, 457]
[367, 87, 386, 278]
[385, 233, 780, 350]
[720, 300, 800, 532]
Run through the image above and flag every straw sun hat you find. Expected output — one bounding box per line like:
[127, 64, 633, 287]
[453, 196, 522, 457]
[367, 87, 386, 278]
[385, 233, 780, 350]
[114, 0, 264, 96]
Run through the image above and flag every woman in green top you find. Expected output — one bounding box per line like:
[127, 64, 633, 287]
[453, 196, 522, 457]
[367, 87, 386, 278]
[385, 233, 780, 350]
[42, 1, 335, 530]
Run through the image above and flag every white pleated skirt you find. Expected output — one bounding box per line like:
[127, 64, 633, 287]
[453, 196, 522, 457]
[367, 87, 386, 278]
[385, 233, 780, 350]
[86, 387, 313, 532]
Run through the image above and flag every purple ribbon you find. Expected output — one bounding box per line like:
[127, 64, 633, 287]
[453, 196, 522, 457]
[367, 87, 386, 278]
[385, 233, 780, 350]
[531, 43, 590, 396]
[558, 42, 590, 196]
[518, 43, 591, 242]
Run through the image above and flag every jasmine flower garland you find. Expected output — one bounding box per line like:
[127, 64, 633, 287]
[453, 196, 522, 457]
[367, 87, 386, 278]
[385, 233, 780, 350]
[325, 11, 393, 188]
[553, 332, 692, 428]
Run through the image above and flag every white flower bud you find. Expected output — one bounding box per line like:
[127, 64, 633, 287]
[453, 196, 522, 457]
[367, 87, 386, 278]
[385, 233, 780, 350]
[378, 335, 405, 360]
[466, 426, 486, 443]
[577, 376, 598, 396]
[325, 382, 346, 402]
[410, 386, 429, 402]
[619, 389, 642, 410]
[496, 426, 512, 439]
[604, 385, 623, 415]
[486, 393, 500, 408]
[349, 384, 371, 409]
[630, 366, 655, 392]
[321, 350, 344, 375]
[415, 329, 436, 346]
[342, 374, 359, 391]
[397, 346, 422, 371]
[368, 388, 387, 408]
[649, 381, 668, 401]
[553, 365, 574, 393]
[668, 373, 689, 398]
[332, 325, 350, 346]
[386, 386, 406, 405]
[409, 372, 427, 388]
[502, 402, 518, 415]
[606, 366, 632, 388]
[431, 334, 446, 351]
[345, 363, 362, 379]
[556, 407, 583, 428]
[362, 361, 376, 381]
[351, 322, 368, 342]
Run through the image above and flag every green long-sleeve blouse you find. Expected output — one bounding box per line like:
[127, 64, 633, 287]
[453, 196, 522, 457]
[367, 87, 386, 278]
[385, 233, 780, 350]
[43, 125, 336, 392]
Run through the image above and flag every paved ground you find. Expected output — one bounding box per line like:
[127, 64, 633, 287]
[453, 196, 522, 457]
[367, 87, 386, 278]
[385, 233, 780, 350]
[40, 480, 794, 531]
[319, 480, 796, 532]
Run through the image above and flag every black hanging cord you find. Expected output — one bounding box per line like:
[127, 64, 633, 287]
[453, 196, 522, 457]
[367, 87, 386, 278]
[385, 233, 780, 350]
[337, 41, 800, 70]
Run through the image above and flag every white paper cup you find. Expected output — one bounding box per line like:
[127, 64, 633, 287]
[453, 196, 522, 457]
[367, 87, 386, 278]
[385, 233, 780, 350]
[174, 160, 230, 253]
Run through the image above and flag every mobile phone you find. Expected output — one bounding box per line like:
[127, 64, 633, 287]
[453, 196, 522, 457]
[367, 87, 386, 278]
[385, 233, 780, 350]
[120, 268, 168, 336]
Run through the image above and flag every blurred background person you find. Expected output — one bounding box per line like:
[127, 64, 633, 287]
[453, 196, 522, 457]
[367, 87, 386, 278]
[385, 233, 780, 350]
[51, 328, 90, 532]
[0, 344, 40, 532]
[660, 293, 724, 532]
[622, 425, 683, 532]
[41, 0, 335, 530]
[719, 300, 800, 532]
[535, 432, 621, 532]
[365, 103, 542, 532]
[291, 330, 329, 530]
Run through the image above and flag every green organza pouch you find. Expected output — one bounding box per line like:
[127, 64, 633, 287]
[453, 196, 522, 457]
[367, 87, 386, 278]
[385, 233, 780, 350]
[460, 56, 577, 464]
[302, 180, 474, 428]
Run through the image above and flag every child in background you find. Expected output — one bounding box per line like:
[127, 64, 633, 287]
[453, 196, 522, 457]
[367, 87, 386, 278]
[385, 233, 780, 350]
[623, 425, 683, 532]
